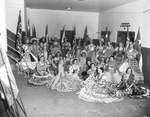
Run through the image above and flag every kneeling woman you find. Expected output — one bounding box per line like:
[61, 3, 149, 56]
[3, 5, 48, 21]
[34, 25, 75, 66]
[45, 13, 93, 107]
[78, 67, 123, 103]
[28, 54, 54, 86]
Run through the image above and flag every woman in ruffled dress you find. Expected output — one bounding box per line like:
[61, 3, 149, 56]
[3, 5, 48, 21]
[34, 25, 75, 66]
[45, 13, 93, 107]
[47, 53, 55, 76]
[117, 67, 150, 98]
[28, 54, 54, 86]
[119, 43, 144, 83]
[19, 39, 38, 71]
[79, 50, 87, 73]
[107, 56, 122, 84]
[47, 59, 79, 92]
[78, 67, 123, 103]
[68, 59, 82, 83]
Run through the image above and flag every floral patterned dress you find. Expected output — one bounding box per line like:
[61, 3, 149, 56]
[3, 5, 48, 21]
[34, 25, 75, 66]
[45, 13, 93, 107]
[28, 62, 54, 86]
[46, 61, 79, 92]
[119, 49, 144, 82]
[78, 74, 123, 103]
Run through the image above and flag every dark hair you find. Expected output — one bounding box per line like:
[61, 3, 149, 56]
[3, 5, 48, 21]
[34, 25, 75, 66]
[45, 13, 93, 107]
[99, 67, 104, 73]
[90, 63, 95, 68]
[109, 55, 114, 60]
[40, 37, 46, 43]
[126, 67, 132, 74]
[72, 59, 77, 64]
[38, 55, 44, 61]
[32, 40, 37, 44]
[81, 52, 86, 57]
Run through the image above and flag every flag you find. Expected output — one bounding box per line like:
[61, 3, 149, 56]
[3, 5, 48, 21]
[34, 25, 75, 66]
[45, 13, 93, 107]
[45, 24, 48, 38]
[135, 27, 143, 72]
[126, 26, 130, 41]
[32, 24, 36, 38]
[27, 19, 30, 39]
[16, 10, 22, 52]
[61, 25, 65, 43]
[72, 24, 76, 47]
[45, 24, 49, 43]
[82, 25, 88, 47]
[73, 24, 76, 38]
[105, 27, 109, 45]
[83, 25, 88, 41]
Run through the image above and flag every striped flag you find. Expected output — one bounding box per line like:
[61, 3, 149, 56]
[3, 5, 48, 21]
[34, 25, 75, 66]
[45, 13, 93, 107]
[135, 27, 143, 72]
[16, 10, 22, 52]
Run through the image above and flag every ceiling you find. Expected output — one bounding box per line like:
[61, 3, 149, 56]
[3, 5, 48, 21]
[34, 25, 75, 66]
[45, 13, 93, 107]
[25, 0, 138, 12]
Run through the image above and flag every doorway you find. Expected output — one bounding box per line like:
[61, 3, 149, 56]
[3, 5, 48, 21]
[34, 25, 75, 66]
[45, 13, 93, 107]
[117, 31, 135, 47]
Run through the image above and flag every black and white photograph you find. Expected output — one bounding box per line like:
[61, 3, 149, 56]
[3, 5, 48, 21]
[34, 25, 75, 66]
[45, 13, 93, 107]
[0, 0, 150, 117]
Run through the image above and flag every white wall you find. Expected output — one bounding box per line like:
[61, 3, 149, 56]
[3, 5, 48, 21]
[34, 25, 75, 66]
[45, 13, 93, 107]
[142, 0, 150, 48]
[27, 9, 99, 39]
[0, 0, 7, 51]
[6, 0, 26, 33]
[99, 0, 150, 48]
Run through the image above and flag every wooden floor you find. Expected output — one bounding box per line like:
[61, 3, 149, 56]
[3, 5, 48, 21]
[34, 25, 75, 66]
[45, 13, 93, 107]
[13, 69, 150, 117]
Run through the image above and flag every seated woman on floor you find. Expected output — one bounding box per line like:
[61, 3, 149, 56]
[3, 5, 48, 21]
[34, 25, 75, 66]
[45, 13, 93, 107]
[107, 56, 122, 84]
[18, 39, 38, 73]
[78, 67, 123, 103]
[46, 59, 79, 92]
[97, 56, 107, 70]
[117, 67, 150, 98]
[68, 59, 82, 83]
[80, 59, 91, 81]
[28, 54, 54, 86]
[79, 50, 87, 73]
[47, 53, 55, 76]
[87, 63, 97, 76]
[119, 43, 144, 83]
[52, 55, 60, 76]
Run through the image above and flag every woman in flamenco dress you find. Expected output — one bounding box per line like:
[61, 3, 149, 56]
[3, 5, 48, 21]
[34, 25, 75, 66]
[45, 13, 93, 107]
[46, 59, 79, 92]
[28, 54, 54, 86]
[78, 67, 123, 103]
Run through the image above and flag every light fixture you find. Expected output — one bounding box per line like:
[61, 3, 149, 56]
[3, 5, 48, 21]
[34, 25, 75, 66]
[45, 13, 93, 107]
[66, 6, 72, 10]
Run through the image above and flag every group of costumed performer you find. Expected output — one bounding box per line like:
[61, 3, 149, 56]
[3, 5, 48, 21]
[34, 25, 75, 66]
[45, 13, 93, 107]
[18, 35, 150, 103]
